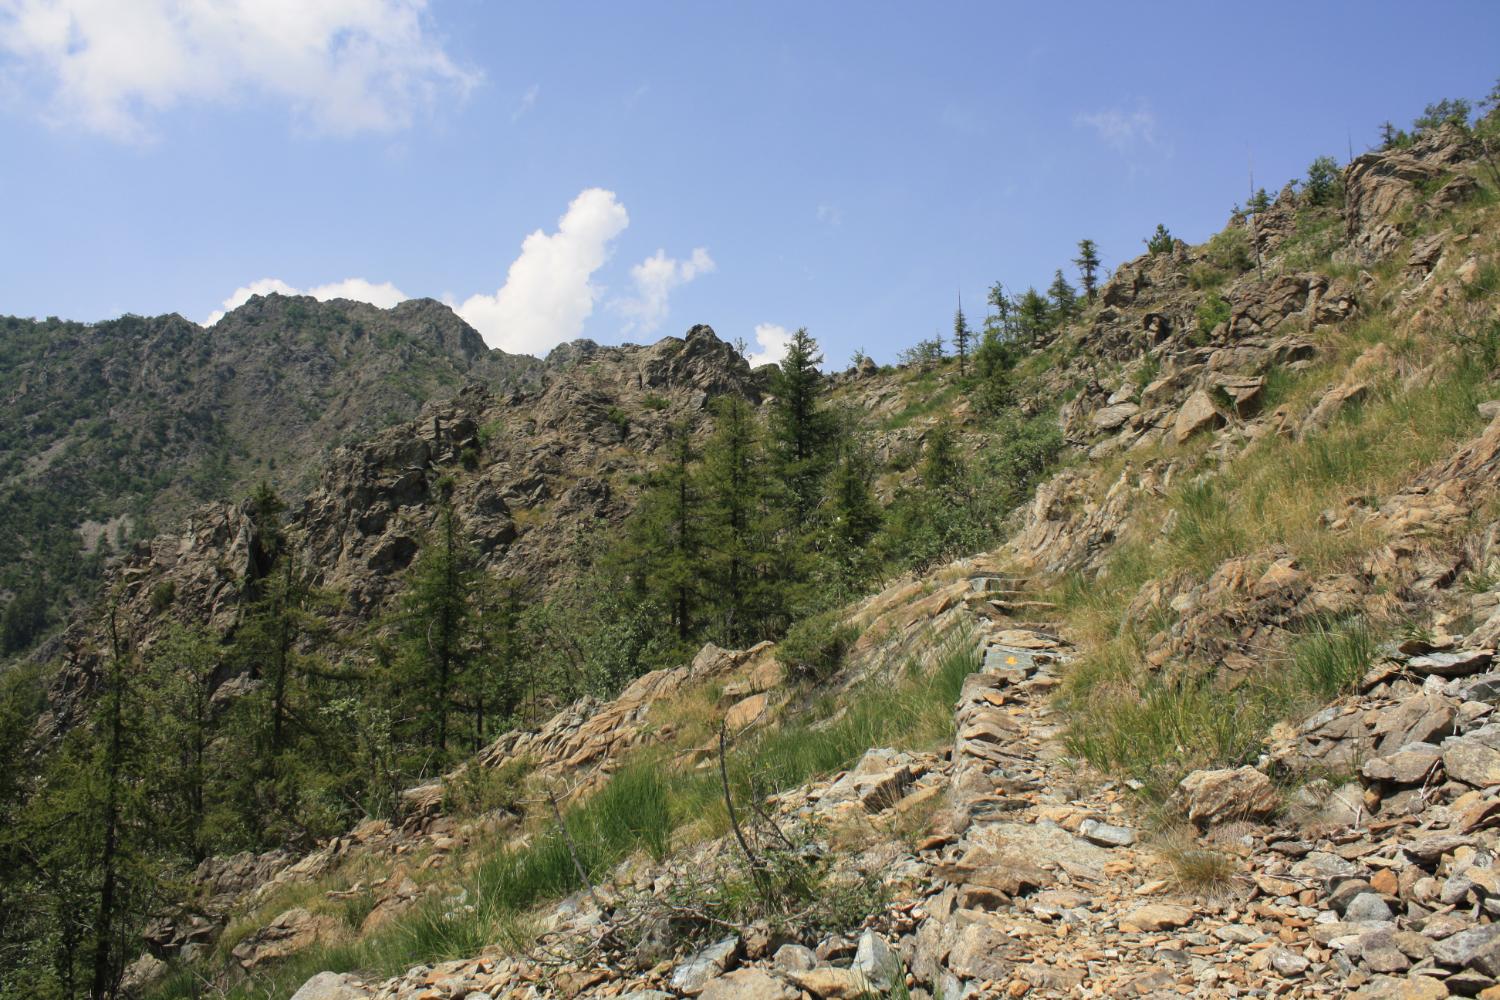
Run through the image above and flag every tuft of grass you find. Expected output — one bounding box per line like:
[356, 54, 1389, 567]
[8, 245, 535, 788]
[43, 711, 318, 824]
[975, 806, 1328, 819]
[1153, 825, 1238, 897]
[1289, 619, 1378, 698]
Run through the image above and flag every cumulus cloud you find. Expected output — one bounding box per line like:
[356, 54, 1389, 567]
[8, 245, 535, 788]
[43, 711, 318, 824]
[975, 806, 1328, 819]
[744, 323, 794, 367]
[1074, 102, 1163, 152]
[614, 247, 715, 337]
[205, 276, 407, 325]
[0, 0, 478, 140]
[456, 187, 630, 355]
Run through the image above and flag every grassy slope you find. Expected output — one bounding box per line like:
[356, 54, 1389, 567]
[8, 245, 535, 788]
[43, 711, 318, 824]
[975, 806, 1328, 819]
[1055, 175, 1499, 797]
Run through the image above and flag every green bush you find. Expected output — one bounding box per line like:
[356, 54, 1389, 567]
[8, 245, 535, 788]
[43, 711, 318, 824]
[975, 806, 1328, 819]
[1196, 296, 1231, 339]
[1203, 227, 1253, 275]
[149, 580, 177, 613]
[776, 610, 860, 682]
[1305, 156, 1343, 206]
[1145, 224, 1176, 255]
[440, 757, 530, 817]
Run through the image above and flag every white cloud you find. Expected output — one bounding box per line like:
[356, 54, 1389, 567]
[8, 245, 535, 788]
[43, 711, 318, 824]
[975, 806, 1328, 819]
[456, 187, 630, 355]
[614, 246, 715, 337]
[511, 83, 538, 121]
[745, 323, 794, 367]
[1074, 102, 1162, 152]
[204, 275, 407, 325]
[0, 0, 479, 140]
[815, 203, 842, 226]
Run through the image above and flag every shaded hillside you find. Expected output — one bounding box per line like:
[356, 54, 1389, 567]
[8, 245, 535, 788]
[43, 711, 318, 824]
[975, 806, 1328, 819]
[0, 295, 541, 653]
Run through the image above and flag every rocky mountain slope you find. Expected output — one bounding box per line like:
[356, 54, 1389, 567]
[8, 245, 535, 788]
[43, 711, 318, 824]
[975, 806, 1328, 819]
[9, 109, 1500, 1000]
[0, 294, 541, 652]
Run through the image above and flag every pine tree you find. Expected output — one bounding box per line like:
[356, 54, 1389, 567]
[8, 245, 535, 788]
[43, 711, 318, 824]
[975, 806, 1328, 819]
[625, 422, 704, 642]
[1073, 239, 1101, 302]
[700, 396, 770, 644]
[971, 326, 1014, 415]
[921, 419, 964, 495]
[386, 494, 478, 762]
[953, 299, 971, 376]
[17, 607, 165, 1000]
[769, 328, 832, 521]
[247, 481, 286, 585]
[227, 550, 336, 844]
[1015, 287, 1050, 347]
[461, 576, 525, 750]
[142, 625, 221, 862]
[986, 281, 1013, 342]
[1144, 224, 1175, 255]
[1048, 269, 1077, 323]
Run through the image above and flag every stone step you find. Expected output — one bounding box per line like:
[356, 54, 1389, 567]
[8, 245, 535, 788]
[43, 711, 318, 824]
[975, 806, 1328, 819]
[987, 599, 1058, 614]
[967, 576, 1034, 594]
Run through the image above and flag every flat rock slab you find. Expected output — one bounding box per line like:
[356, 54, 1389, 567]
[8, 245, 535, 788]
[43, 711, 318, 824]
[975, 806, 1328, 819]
[984, 646, 1042, 675]
[1408, 649, 1494, 677]
[967, 820, 1113, 870]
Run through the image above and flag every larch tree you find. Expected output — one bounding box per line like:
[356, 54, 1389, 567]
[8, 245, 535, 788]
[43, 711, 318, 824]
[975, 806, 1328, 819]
[1073, 239, 1101, 302]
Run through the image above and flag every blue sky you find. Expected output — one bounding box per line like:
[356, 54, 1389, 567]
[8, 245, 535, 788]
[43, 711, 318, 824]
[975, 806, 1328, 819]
[1, 1, 1497, 365]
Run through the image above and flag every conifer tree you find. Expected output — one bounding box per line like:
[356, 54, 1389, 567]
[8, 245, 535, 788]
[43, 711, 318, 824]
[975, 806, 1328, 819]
[226, 549, 336, 844]
[1047, 269, 1078, 323]
[986, 281, 1013, 342]
[1073, 239, 1101, 302]
[626, 422, 704, 642]
[953, 299, 971, 376]
[142, 625, 221, 862]
[700, 396, 770, 644]
[387, 493, 477, 761]
[769, 328, 832, 521]
[461, 576, 525, 750]
[1016, 287, 1052, 347]
[17, 607, 164, 1000]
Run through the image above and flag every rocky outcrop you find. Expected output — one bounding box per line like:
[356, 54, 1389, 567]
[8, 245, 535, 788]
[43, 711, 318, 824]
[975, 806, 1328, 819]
[1344, 125, 1474, 263]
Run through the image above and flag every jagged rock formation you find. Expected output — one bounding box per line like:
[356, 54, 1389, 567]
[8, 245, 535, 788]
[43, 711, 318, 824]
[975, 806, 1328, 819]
[0, 294, 541, 647]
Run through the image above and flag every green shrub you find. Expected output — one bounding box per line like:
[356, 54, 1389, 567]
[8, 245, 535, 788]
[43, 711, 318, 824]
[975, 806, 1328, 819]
[1304, 155, 1343, 206]
[776, 611, 860, 682]
[441, 757, 531, 817]
[641, 394, 670, 411]
[1196, 296, 1231, 339]
[149, 580, 177, 613]
[1145, 224, 1176, 255]
[1203, 227, 1253, 275]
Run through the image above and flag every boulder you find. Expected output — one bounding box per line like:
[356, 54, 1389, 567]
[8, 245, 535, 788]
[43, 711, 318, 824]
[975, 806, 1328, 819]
[1173, 389, 1226, 444]
[1443, 741, 1500, 788]
[1178, 766, 1280, 827]
[671, 937, 741, 996]
[1349, 975, 1450, 999]
[288, 973, 369, 1000]
[851, 931, 900, 991]
[1119, 903, 1195, 932]
[1078, 818, 1136, 847]
[1301, 381, 1370, 437]
[1092, 402, 1139, 432]
[230, 908, 338, 969]
[698, 968, 795, 1000]
[724, 693, 770, 732]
